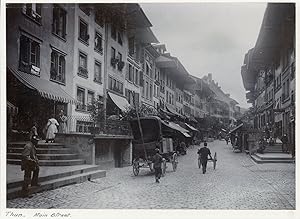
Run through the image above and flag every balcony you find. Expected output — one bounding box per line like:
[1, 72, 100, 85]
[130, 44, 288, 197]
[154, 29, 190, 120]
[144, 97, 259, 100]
[127, 54, 141, 69]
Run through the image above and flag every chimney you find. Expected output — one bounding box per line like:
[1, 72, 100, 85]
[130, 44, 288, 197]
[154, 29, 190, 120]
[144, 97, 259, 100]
[208, 73, 212, 82]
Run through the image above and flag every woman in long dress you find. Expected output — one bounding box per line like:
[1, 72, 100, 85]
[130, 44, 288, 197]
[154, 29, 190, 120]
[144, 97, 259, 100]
[45, 117, 59, 143]
[58, 110, 67, 133]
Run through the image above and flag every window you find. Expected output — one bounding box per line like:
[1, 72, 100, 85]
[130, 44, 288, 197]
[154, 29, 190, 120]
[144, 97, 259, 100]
[50, 49, 66, 84]
[111, 47, 117, 68]
[135, 69, 139, 85]
[79, 19, 89, 44]
[108, 76, 123, 95]
[94, 61, 102, 84]
[146, 81, 149, 99]
[127, 64, 134, 82]
[76, 120, 93, 133]
[286, 79, 290, 98]
[128, 37, 135, 56]
[111, 25, 117, 40]
[52, 5, 66, 39]
[116, 52, 124, 71]
[22, 3, 42, 23]
[150, 84, 153, 99]
[78, 52, 88, 78]
[94, 32, 103, 54]
[19, 35, 40, 75]
[87, 91, 94, 111]
[76, 87, 86, 111]
[117, 31, 123, 45]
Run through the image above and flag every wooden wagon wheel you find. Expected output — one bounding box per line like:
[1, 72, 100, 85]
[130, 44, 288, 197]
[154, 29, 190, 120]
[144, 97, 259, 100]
[213, 152, 217, 170]
[161, 159, 167, 177]
[172, 153, 178, 172]
[132, 159, 140, 176]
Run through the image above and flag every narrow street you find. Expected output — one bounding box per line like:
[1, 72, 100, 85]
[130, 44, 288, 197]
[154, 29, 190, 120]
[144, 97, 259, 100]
[7, 140, 295, 209]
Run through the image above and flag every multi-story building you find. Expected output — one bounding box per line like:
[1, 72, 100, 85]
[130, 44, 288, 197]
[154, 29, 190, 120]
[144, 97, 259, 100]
[7, 3, 77, 135]
[241, 3, 295, 155]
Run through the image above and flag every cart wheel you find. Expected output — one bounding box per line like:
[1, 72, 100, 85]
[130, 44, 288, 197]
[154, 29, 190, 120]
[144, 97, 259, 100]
[172, 153, 178, 172]
[198, 156, 201, 169]
[133, 160, 140, 176]
[162, 159, 167, 177]
[213, 152, 217, 170]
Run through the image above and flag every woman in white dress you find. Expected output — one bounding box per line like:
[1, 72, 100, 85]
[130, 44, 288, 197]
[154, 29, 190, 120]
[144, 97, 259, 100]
[45, 117, 59, 143]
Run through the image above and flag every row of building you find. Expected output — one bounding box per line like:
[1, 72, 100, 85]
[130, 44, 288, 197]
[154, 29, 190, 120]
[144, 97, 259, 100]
[241, 3, 295, 155]
[6, 3, 242, 140]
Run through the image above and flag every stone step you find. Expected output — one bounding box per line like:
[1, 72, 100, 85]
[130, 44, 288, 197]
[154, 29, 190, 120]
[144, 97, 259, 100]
[7, 147, 73, 154]
[251, 154, 294, 164]
[7, 165, 103, 189]
[8, 142, 66, 149]
[254, 153, 293, 160]
[7, 159, 86, 166]
[7, 153, 79, 161]
[7, 169, 106, 200]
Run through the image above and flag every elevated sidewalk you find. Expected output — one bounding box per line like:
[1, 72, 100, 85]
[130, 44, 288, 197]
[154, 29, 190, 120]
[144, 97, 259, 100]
[7, 164, 106, 200]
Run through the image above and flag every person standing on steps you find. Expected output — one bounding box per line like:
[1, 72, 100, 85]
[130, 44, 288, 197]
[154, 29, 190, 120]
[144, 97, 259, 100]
[21, 135, 40, 197]
[152, 148, 163, 183]
[197, 142, 212, 174]
[45, 115, 59, 143]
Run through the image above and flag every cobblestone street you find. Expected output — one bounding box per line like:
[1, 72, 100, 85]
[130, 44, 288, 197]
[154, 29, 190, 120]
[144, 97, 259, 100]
[7, 140, 295, 209]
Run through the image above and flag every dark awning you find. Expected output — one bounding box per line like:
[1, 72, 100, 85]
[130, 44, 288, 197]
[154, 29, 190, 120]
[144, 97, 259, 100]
[185, 123, 198, 132]
[166, 106, 184, 118]
[229, 123, 244, 134]
[9, 67, 77, 104]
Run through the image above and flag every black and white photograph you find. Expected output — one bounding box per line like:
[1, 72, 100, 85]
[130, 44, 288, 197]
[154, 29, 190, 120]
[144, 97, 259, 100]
[1, 0, 297, 218]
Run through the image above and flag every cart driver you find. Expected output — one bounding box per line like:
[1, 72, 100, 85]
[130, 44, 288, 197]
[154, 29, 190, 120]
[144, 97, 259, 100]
[153, 148, 163, 183]
[197, 142, 212, 174]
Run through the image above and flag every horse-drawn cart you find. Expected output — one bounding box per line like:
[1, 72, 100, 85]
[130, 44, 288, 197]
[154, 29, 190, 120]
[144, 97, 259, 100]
[130, 116, 179, 176]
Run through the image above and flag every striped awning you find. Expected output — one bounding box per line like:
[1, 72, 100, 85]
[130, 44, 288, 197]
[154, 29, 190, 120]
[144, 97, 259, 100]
[185, 123, 198, 132]
[108, 91, 131, 112]
[9, 67, 77, 104]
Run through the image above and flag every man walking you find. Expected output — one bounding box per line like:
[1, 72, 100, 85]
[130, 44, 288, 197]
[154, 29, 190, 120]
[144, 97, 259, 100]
[152, 148, 163, 183]
[197, 142, 212, 174]
[21, 135, 40, 197]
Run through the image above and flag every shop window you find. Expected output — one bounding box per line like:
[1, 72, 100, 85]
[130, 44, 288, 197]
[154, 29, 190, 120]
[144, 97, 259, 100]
[19, 35, 40, 75]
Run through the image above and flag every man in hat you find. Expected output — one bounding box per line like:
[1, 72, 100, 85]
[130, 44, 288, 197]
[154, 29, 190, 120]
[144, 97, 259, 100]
[21, 135, 40, 197]
[197, 142, 212, 174]
[152, 148, 163, 183]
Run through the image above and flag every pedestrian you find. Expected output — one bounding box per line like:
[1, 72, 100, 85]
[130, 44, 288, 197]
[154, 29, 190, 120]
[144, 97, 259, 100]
[21, 135, 40, 197]
[281, 134, 288, 153]
[197, 142, 212, 174]
[29, 122, 38, 141]
[45, 115, 59, 143]
[225, 135, 229, 145]
[152, 148, 163, 183]
[58, 110, 67, 133]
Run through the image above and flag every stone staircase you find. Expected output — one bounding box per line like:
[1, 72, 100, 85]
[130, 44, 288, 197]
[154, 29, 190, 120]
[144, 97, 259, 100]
[251, 153, 294, 164]
[7, 141, 106, 199]
[7, 142, 86, 166]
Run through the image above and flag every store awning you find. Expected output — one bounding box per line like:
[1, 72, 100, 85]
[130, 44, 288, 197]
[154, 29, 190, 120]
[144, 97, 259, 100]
[9, 67, 77, 104]
[182, 132, 191, 138]
[162, 121, 191, 137]
[108, 91, 131, 112]
[229, 123, 243, 134]
[166, 106, 184, 118]
[185, 123, 198, 131]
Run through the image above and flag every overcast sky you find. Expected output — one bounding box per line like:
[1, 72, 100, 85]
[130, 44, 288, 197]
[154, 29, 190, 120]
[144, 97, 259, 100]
[141, 2, 267, 109]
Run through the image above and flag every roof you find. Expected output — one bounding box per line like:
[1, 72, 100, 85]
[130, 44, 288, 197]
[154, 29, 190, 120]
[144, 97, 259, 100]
[8, 67, 77, 104]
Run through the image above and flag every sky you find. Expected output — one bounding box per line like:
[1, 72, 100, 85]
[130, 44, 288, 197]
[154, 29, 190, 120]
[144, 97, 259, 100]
[141, 2, 267, 109]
